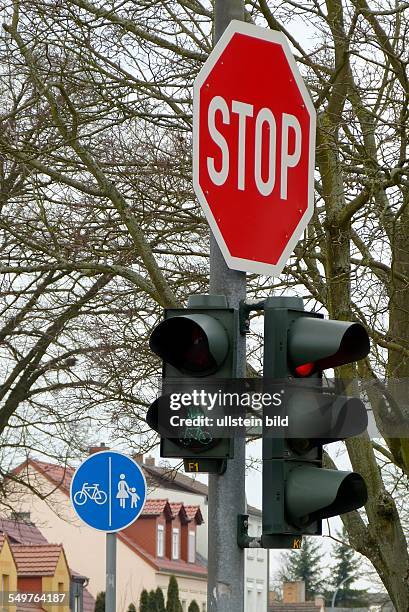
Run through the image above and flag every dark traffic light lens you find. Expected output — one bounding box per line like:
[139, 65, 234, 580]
[150, 317, 220, 375]
[184, 326, 215, 372]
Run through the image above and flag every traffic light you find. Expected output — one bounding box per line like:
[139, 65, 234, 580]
[146, 294, 239, 474]
[262, 296, 369, 548]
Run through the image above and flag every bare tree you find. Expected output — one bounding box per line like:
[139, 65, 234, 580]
[1, 0, 409, 607]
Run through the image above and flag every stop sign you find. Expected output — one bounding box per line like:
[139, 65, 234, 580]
[193, 21, 316, 276]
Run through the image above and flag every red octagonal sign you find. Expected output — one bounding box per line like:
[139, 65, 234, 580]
[193, 21, 316, 276]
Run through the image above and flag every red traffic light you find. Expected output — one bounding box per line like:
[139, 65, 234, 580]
[294, 362, 315, 377]
[289, 318, 370, 372]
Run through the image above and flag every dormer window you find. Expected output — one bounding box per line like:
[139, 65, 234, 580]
[157, 524, 164, 557]
[172, 528, 180, 560]
[188, 530, 196, 563]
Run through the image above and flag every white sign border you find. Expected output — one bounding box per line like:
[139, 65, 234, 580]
[192, 20, 316, 277]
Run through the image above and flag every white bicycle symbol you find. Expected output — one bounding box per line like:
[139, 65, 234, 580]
[73, 482, 108, 505]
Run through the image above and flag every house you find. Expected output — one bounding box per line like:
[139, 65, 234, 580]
[125, 500, 203, 567]
[138, 453, 268, 611]
[11, 543, 70, 612]
[7, 448, 267, 611]
[268, 581, 394, 612]
[0, 518, 95, 612]
[6, 457, 208, 612]
[269, 582, 326, 612]
[0, 532, 18, 612]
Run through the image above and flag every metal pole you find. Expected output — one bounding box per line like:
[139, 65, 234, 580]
[330, 576, 349, 612]
[106, 532, 117, 612]
[207, 3, 245, 610]
[266, 549, 270, 611]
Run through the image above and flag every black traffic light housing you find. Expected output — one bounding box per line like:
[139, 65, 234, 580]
[146, 294, 239, 473]
[262, 296, 369, 548]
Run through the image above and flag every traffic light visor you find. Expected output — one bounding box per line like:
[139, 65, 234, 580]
[149, 314, 229, 375]
[316, 472, 368, 520]
[289, 319, 370, 372]
[286, 466, 368, 527]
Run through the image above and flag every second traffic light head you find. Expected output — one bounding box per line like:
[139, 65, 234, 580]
[149, 314, 229, 376]
[288, 318, 370, 375]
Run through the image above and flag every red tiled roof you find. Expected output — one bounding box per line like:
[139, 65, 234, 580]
[15, 458, 262, 517]
[156, 555, 207, 576]
[11, 544, 62, 576]
[138, 462, 263, 517]
[11, 460, 208, 580]
[13, 459, 74, 494]
[142, 499, 170, 516]
[184, 505, 204, 524]
[0, 519, 48, 545]
[169, 502, 183, 517]
[118, 532, 207, 578]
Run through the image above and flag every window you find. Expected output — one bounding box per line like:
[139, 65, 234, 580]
[247, 546, 254, 560]
[10, 511, 31, 522]
[1, 574, 9, 593]
[181, 601, 187, 612]
[172, 528, 180, 560]
[58, 582, 64, 592]
[246, 579, 255, 612]
[157, 524, 164, 557]
[188, 530, 196, 563]
[201, 604, 206, 612]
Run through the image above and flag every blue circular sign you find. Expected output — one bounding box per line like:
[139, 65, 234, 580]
[70, 451, 147, 532]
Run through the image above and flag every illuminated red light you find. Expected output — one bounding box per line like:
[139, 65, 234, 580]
[295, 362, 315, 377]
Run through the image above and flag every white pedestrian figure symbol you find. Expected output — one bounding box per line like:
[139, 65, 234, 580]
[116, 473, 130, 509]
[130, 487, 140, 509]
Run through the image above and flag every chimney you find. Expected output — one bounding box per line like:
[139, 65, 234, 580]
[88, 442, 110, 455]
[133, 454, 144, 464]
[145, 456, 155, 466]
[9, 511, 32, 524]
[283, 581, 305, 603]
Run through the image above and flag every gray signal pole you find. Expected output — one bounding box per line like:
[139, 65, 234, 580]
[106, 532, 116, 612]
[207, 4, 246, 611]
